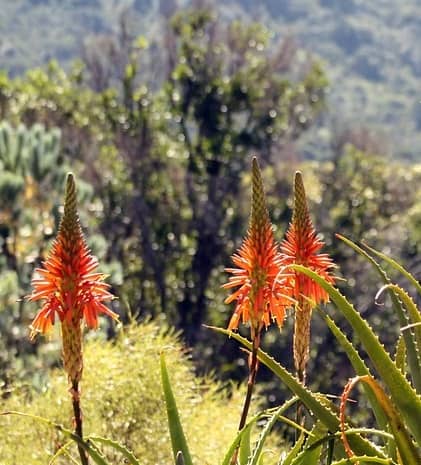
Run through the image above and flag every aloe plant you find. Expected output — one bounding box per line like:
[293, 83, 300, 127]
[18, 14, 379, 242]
[2, 157, 419, 465]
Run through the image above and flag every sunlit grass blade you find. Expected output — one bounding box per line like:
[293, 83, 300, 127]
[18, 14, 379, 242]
[208, 326, 385, 459]
[88, 436, 141, 465]
[48, 440, 78, 465]
[337, 234, 421, 391]
[0, 411, 110, 465]
[160, 353, 193, 465]
[290, 264, 421, 445]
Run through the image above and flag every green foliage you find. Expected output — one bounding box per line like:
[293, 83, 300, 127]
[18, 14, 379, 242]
[0, 322, 254, 464]
[0, 120, 112, 386]
[207, 241, 421, 464]
[161, 353, 193, 465]
[0, 4, 419, 426]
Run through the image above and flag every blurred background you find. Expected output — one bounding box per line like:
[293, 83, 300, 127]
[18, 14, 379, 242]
[0, 0, 420, 403]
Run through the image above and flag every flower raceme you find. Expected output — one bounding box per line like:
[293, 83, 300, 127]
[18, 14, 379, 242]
[280, 171, 336, 305]
[27, 173, 119, 465]
[28, 173, 118, 343]
[280, 171, 336, 383]
[223, 157, 293, 339]
[223, 158, 295, 454]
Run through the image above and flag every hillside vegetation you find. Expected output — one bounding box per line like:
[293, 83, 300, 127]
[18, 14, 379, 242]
[1, 0, 420, 158]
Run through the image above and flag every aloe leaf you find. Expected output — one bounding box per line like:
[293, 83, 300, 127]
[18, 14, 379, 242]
[362, 242, 421, 297]
[318, 310, 388, 435]
[88, 436, 141, 465]
[377, 284, 421, 355]
[208, 327, 385, 459]
[330, 457, 395, 465]
[239, 422, 253, 465]
[247, 404, 308, 465]
[289, 443, 322, 465]
[222, 400, 299, 465]
[337, 234, 421, 391]
[290, 264, 421, 445]
[160, 353, 193, 465]
[279, 433, 305, 465]
[293, 420, 348, 465]
[321, 310, 397, 463]
[394, 334, 406, 373]
[289, 420, 327, 465]
[221, 413, 261, 465]
[356, 376, 421, 465]
[290, 429, 394, 465]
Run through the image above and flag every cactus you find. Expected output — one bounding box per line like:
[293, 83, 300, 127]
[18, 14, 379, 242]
[0, 121, 63, 189]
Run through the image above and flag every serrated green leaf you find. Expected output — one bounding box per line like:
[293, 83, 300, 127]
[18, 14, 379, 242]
[160, 354, 194, 465]
[208, 327, 385, 459]
[318, 310, 388, 436]
[290, 421, 325, 465]
[394, 334, 406, 373]
[330, 457, 395, 465]
[337, 234, 421, 391]
[291, 264, 421, 446]
[48, 440, 77, 465]
[279, 433, 305, 465]
[378, 284, 421, 358]
[248, 403, 306, 465]
[355, 376, 420, 465]
[239, 422, 252, 465]
[362, 242, 421, 297]
[221, 412, 264, 465]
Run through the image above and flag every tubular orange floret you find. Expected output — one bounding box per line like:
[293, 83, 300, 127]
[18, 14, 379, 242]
[280, 171, 336, 304]
[280, 171, 336, 385]
[28, 173, 119, 340]
[223, 157, 294, 338]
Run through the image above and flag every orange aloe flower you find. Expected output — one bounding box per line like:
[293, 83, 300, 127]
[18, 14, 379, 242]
[280, 171, 335, 383]
[223, 157, 293, 339]
[28, 173, 118, 340]
[280, 171, 335, 304]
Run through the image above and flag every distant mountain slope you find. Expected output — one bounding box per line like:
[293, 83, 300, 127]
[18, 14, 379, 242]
[227, 0, 421, 158]
[0, 0, 420, 158]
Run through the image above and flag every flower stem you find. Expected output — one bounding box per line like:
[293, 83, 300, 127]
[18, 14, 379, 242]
[294, 303, 311, 433]
[231, 334, 260, 465]
[71, 380, 89, 465]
